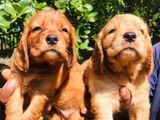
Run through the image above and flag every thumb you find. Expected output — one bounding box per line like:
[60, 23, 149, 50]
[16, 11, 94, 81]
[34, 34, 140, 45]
[0, 79, 18, 103]
[1, 69, 11, 80]
[119, 86, 132, 110]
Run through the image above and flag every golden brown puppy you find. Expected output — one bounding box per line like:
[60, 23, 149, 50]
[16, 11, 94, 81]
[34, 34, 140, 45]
[83, 14, 153, 120]
[5, 9, 86, 120]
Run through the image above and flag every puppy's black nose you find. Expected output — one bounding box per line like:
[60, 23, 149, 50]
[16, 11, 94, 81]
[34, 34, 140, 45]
[46, 35, 58, 45]
[123, 32, 136, 43]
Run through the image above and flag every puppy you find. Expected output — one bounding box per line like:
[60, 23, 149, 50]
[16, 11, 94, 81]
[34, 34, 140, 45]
[5, 9, 86, 120]
[83, 14, 153, 120]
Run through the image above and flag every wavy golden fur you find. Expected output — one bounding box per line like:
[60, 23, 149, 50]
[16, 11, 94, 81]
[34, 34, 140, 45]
[5, 9, 86, 120]
[83, 14, 154, 120]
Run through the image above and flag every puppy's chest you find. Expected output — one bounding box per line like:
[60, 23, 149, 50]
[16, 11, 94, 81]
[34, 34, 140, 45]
[92, 72, 145, 93]
[22, 70, 56, 93]
[93, 74, 125, 86]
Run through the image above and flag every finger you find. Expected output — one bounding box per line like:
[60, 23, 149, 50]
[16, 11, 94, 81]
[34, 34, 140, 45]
[1, 69, 11, 80]
[47, 104, 52, 112]
[119, 86, 132, 110]
[119, 87, 131, 101]
[80, 107, 94, 119]
[80, 107, 87, 115]
[0, 79, 18, 103]
[44, 103, 52, 114]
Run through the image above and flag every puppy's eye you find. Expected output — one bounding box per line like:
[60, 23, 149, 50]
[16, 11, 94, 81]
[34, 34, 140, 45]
[108, 29, 116, 34]
[62, 28, 68, 33]
[32, 26, 42, 32]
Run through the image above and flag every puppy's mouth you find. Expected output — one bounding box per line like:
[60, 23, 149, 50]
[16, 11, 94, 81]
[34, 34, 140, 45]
[118, 47, 138, 61]
[42, 49, 61, 56]
[121, 47, 136, 52]
[42, 48, 67, 61]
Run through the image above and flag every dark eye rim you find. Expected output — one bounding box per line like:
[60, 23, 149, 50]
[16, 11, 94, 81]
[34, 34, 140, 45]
[140, 29, 144, 34]
[62, 28, 68, 33]
[32, 26, 42, 32]
[108, 29, 116, 34]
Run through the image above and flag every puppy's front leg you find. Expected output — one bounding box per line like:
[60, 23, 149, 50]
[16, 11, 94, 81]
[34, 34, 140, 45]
[92, 94, 113, 120]
[21, 92, 49, 120]
[129, 101, 150, 120]
[5, 87, 24, 120]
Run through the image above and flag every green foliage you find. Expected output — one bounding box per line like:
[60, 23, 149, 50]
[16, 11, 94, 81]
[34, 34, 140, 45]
[54, 0, 97, 61]
[0, 0, 48, 32]
[0, 0, 49, 49]
[0, 0, 160, 62]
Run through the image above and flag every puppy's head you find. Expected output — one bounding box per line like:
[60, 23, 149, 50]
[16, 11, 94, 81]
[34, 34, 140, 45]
[13, 9, 77, 72]
[92, 14, 153, 74]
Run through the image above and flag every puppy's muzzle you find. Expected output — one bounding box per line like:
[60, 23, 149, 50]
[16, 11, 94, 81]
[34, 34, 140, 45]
[46, 34, 58, 45]
[123, 32, 136, 43]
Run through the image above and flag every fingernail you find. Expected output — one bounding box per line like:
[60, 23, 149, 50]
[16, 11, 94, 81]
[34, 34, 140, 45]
[3, 79, 18, 94]
[82, 109, 87, 113]
[48, 105, 52, 111]
[9, 79, 18, 87]
[0, 80, 18, 103]
[1, 69, 11, 80]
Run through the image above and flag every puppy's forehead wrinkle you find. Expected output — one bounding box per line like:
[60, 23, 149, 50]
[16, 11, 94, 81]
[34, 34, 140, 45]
[45, 11, 61, 26]
[30, 11, 63, 29]
[111, 15, 146, 30]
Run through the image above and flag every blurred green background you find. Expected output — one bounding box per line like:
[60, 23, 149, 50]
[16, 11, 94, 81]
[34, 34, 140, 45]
[0, 0, 160, 63]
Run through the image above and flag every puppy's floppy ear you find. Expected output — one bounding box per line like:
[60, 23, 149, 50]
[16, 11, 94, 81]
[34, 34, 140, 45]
[13, 25, 30, 72]
[67, 26, 77, 68]
[91, 31, 104, 74]
[143, 30, 154, 76]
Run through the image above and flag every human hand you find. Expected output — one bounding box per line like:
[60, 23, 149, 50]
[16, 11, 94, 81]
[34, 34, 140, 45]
[0, 69, 18, 103]
[0, 68, 53, 115]
[119, 86, 132, 110]
[113, 87, 132, 119]
[80, 87, 132, 119]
